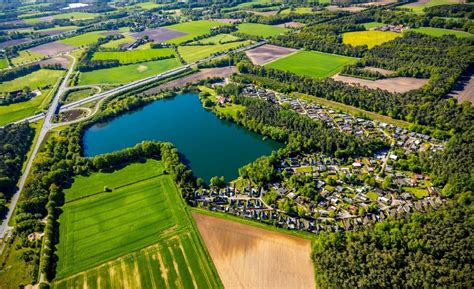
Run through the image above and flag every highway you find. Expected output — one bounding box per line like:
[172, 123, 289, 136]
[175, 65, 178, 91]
[0, 40, 266, 239]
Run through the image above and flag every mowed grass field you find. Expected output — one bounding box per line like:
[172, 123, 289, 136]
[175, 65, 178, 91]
[265, 50, 357, 78]
[165, 20, 228, 44]
[410, 27, 473, 38]
[0, 69, 63, 126]
[54, 159, 222, 288]
[10, 50, 44, 66]
[343, 30, 401, 48]
[237, 23, 289, 38]
[53, 12, 98, 20]
[100, 34, 135, 49]
[0, 57, 8, 69]
[78, 58, 180, 85]
[400, 0, 457, 13]
[179, 40, 252, 63]
[280, 7, 314, 14]
[92, 48, 176, 64]
[191, 34, 241, 45]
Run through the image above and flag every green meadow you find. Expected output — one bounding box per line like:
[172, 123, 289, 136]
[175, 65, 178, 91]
[54, 159, 222, 288]
[0, 69, 63, 125]
[100, 34, 135, 49]
[280, 7, 315, 14]
[78, 58, 180, 85]
[10, 50, 44, 66]
[190, 33, 241, 45]
[92, 48, 176, 64]
[165, 20, 228, 44]
[400, 0, 457, 13]
[179, 40, 252, 63]
[265, 50, 357, 78]
[0, 57, 9, 69]
[237, 23, 289, 38]
[410, 27, 473, 38]
[59, 31, 106, 47]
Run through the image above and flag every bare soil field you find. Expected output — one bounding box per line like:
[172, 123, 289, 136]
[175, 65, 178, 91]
[132, 27, 188, 42]
[40, 55, 71, 69]
[277, 21, 305, 28]
[0, 39, 28, 49]
[333, 74, 428, 93]
[214, 18, 241, 24]
[250, 10, 279, 16]
[144, 67, 237, 95]
[363, 66, 395, 76]
[38, 28, 75, 36]
[326, 5, 366, 12]
[361, 0, 397, 6]
[57, 108, 87, 122]
[193, 213, 315, 289]
[448, 73, 474, 105]
[246, 44, 297, 65]
[30, 41, 75, 56]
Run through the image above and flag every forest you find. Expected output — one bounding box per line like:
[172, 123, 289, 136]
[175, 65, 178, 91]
[0, 123, 34, 218]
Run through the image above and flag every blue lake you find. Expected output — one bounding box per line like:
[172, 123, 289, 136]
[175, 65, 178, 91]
[83, 93, 283, 182]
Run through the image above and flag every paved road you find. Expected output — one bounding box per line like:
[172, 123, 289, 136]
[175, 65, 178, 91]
[0, 54, 76, 240]
[0, 41, 266, 239]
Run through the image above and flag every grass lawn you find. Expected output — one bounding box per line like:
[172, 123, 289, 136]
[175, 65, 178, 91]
[0, 57, 8, 69]
[409, 27, 473, 38]
[63, 87, 98, 104]
[403, 186, 429, 198]
[59, 31, 105, 47]
[92, 48, 175, 64]
[10, 50, 45, 66]
[53, 12, 98, 20]
[0, 237, 36, 288]
[363, 22, 384, 29]
[265, 50, 357, 78]
[191, 33, 241, 45]
[165, 20, 228, 44]
[78, 58, 180, 85]
[0, 69, 63, 126]
[400, 0, 458, 13]
[100, 34, 135, 49]
[54, 159, 222, 288]
[199, 86, 245, 118]
[178, 40, 252, 63]
[237, 23, 289, 38]
[343, 30, 401, 48]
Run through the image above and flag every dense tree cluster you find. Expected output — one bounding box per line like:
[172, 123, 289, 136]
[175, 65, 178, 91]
[0, 64, 40, 82]
[313, 201, 473, 288]
[0, 123, 34, 218]
[424, 4, 474, 19]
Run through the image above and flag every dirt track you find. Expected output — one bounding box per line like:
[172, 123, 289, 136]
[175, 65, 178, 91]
[332, 74, 428, 93]
[193, 213, 315, 289]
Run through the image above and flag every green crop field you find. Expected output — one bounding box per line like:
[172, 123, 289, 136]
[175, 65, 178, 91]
[409, 27, 473, 38]
[363, 22, 384, 29]
[92, 48, 175, 64]
[237, 23, 289, 38]
[0, 57, 8, 69]
[265, 50, 357, 78]
[400, 0, 457, 13]
[53, 12, 98, 20]
[134, 1, 162, 9]
[54, 159, 222, 288]
[165, 20, 228, 44]
[10, 50, 44, 66]
[191, 34, 241, 45]
[60, 31, 105, 47]
[78, 58, 180, 85]
[178, 40, 252, 63]
[100, 34, 135, 49]
[343, 30, 401, 48]
[0, 69, 63, 126]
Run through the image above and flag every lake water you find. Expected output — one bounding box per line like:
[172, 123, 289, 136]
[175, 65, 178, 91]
[83, 93, 283, 182]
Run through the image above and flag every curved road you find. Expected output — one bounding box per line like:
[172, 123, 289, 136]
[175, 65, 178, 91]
[0, 40, 266, 239]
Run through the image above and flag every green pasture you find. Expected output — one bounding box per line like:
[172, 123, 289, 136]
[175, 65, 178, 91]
[0, 57, 8, 69]
[92, 48, 175, 64]
[54, 159, 222, 288]
[0, 69, 63, 126]
[363, 22, 384, 29]
[178, 40, 252, 63]
[409, 27, 473, 38]
[10, 50, 45, 66]
[63, 88, 98, 105]
[400, 0, 458, 13]
[237, 23, 289, 38]
[280, 7, 314, 14]
[78, 58, 180, 85]
[265, 50, 357, 78]
[100, 34, 135, 49]
[343, 30, 401, 48]
[134, 1, 162, 9]
[165, 20, 228, 44]
[191, 34, 241, 45]
[59, 31, 105, 47]
[53, 12, 98, 20]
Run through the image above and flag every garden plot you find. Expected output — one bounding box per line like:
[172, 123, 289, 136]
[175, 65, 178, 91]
[245, 44, 297, 65]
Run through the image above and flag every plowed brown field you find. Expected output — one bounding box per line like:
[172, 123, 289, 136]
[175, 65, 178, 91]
[193, 213, 315, 289]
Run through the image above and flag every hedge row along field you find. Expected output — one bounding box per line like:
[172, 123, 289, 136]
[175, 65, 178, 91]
[54, 159, 221, 288]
